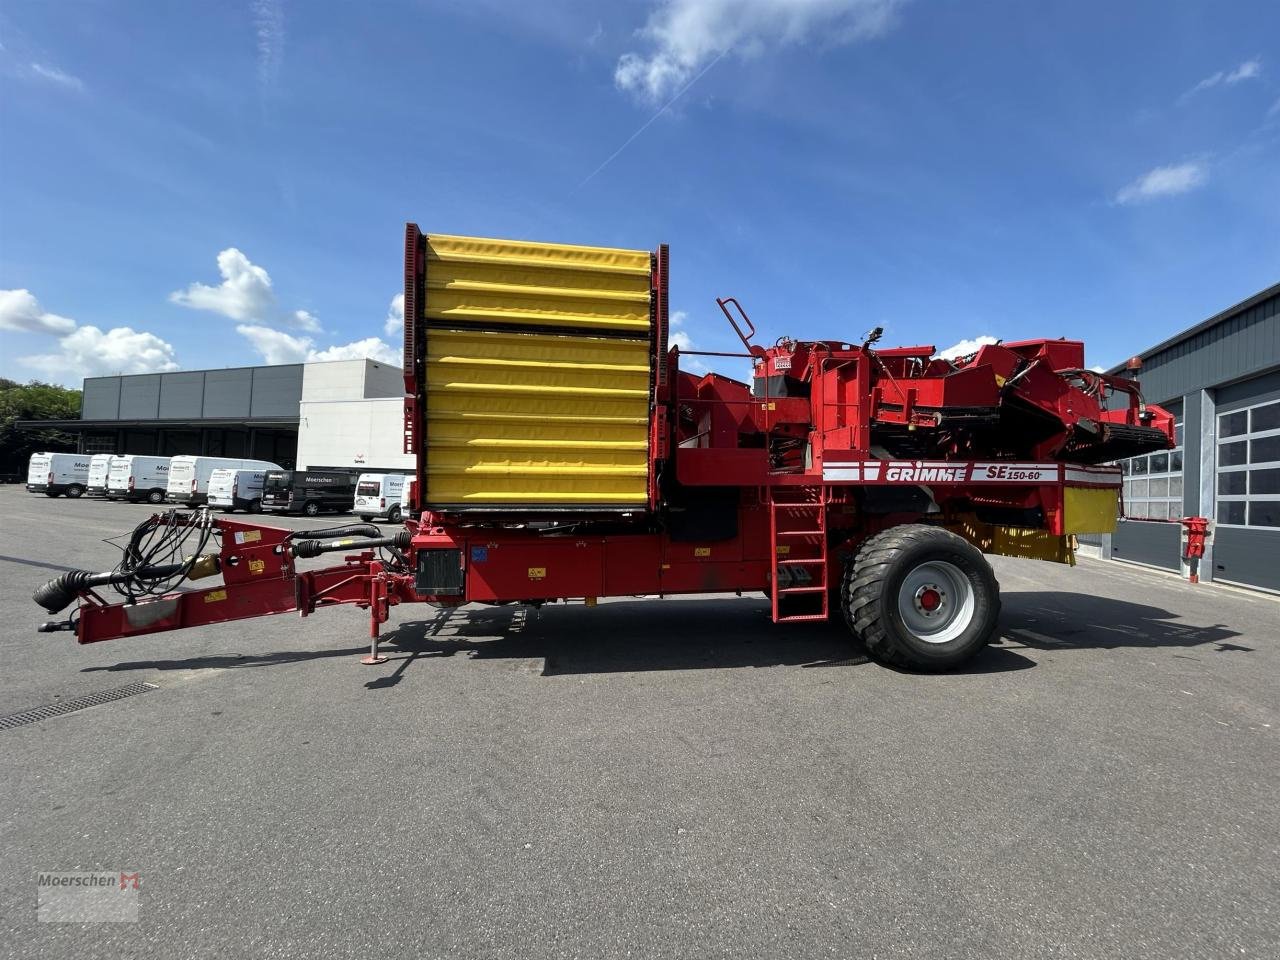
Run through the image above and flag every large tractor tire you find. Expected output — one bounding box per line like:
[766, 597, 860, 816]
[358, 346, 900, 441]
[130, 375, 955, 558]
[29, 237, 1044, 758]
[842, 524, 999, 671]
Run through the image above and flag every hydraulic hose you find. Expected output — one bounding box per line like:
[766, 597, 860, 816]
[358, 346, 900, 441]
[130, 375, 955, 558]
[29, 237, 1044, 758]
[33, 562, 187, 614]
[285, 523, 383, 541]
[289, 530, 411, 560]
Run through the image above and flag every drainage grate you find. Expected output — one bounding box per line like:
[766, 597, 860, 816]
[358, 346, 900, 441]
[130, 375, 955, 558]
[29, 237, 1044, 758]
[0, 681, 159, 731]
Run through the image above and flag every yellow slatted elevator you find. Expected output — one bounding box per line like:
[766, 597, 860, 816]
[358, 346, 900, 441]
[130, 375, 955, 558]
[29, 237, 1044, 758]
[421, 234, 654, 506]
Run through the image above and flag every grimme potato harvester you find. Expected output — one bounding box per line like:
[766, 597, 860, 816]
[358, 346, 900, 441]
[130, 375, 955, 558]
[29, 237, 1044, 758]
[32, 226, 1176, 670]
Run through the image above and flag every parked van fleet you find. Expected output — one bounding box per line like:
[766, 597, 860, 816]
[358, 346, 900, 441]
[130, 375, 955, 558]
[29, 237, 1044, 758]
[207, 468, 268, 513]
[106, 456, 172, 503]
[26, 452, 91, 498]
[261, 470, 358, 517]
[85, 454, 117, 497]
[353, 473, 407, 522]
[166, 457, 282, 506]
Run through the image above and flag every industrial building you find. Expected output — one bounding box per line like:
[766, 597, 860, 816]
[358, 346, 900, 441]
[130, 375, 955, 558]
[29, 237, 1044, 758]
[30, 359, 414, 474]
[1080, 281, 1280, 593]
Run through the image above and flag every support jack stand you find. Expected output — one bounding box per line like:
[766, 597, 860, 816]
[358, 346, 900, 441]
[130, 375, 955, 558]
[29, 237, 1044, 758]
[360, 563, 390, 664]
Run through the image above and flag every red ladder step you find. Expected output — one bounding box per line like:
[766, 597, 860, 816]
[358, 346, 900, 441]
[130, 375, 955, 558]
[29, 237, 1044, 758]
[769, 487, 830, 624]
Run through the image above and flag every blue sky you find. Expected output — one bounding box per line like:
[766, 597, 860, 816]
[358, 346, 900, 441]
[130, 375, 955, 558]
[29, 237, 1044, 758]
[1, 0, 1278, 386]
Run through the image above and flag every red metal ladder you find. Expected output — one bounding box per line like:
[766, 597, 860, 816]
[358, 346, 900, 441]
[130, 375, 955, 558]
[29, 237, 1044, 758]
[768, 487, 830, 624]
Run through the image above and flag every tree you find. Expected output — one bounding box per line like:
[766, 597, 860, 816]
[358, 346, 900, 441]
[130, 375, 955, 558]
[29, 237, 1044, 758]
[0, 378, 82, 479]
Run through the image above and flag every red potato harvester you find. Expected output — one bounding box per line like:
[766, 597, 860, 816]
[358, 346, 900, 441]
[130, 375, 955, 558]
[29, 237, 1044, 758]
[32, 226, 1187, 671]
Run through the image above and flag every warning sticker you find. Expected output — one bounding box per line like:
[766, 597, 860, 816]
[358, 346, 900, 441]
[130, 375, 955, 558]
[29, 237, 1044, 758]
[248, 559, 265, 576]
[204, 589, 227, 603]
[233, 530, 262, 545]
[694, 547, 711, 557]
[528, 567, 546, 580]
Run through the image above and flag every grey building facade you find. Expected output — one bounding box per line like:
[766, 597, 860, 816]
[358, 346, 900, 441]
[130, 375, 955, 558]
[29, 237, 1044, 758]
[1084, 282, 1280, 592]
[72, 364, 304, 466]
[22, 359, 407, 472]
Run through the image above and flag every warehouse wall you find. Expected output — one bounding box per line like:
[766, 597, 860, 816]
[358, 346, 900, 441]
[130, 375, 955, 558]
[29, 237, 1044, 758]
[81, 366, 304, 420]
[1120, 285, 1279, 405]
[1104, 283, 1280, 592]
[296, 398, 414, 472]
[363, 361, 405, 399]
[299, 359, 405, 403]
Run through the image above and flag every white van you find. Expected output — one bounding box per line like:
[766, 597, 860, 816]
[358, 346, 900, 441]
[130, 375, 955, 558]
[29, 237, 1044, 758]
[166, 456, 282, 506]
[106, 455, 172, 503]
[398, 477, 415, 520]
[353, 473, 408, 522]
[26, 452, 91, 498]
[207, 468, 268, 513]
[85, 454, 117, 497]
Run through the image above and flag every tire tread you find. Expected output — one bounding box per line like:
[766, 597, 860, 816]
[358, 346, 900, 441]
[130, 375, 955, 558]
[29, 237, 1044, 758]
[841, 524, 998, 670]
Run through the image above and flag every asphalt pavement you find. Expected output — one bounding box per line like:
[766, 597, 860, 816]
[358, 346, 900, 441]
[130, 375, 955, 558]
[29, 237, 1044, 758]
[0, 484, 1276, 958]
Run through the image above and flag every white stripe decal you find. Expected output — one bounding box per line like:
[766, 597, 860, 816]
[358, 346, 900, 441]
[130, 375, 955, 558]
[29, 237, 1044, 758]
[820, 459, 1125, 485]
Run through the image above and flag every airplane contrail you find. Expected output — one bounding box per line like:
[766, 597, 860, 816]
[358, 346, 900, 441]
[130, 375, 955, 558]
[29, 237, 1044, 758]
[576, 49, 730, 192]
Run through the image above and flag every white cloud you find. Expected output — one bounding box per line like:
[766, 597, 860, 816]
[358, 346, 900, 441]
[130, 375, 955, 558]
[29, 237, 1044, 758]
[1225, 59, 1262, 84]
[668, 309, 694, 350]
[292, 309, 321, 332]
[615, 0, 902, 101]
[667, 309, 708, 372]
[384, 293, 404, 337]
[935, 335, 998, 361]
[236, 324, 400, 366]
[170, 248, 276, 320]
[30, 62, 84, 91]
[1115, 161, 1208, 205]
[308, 337, 400, 365]
[252, 0, 285, 95]
[5, 289, 178, 382]
[22, 326, 179, 380]
[1182, 58, 1261, 100]
[0, 289, 76, 335]
[235, 324, 310, 364]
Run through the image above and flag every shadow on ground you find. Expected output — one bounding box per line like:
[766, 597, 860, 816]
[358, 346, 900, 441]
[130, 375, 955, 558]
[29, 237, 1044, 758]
[999, 592, 1246, 652]
[373, 598, 1037, 683]
[77, 590, 1246, 685]
[82, 646, 369, 674]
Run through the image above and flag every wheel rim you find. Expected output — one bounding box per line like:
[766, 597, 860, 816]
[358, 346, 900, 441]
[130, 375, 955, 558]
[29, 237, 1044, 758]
[896, 560, 975, 644]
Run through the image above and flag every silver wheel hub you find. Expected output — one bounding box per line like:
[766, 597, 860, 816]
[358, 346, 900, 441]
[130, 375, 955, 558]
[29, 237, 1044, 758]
[897, 560, 975, 644]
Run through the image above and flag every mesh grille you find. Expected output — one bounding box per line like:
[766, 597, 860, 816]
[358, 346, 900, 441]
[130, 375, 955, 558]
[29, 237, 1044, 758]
[0, 681, 158, 731]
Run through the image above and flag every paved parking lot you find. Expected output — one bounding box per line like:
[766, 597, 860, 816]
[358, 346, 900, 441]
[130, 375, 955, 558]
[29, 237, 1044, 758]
[0, 484, 1276, 958]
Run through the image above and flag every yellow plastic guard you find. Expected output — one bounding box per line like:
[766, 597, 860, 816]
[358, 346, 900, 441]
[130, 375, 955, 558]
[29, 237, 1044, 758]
[948, 515, 1075, 566]
[1063, 486, 1119, 535]
[424, 234, 652, 335]
[424, 328, 650, 504]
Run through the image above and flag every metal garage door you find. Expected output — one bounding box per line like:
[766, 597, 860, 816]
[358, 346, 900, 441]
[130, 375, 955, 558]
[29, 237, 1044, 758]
[1213, 389, 1280, 591]
[1110, 518, 1181, 570]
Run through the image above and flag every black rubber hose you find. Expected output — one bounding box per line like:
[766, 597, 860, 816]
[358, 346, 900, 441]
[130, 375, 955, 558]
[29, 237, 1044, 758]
[285, 523, 383, 541]
[33, 562, 187, 614]
[290, 530, 412, 559]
